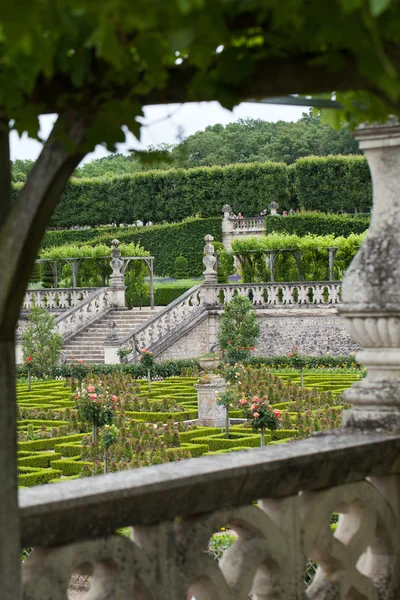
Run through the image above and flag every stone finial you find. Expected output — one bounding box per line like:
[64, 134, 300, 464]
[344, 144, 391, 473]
[222, 204, 232, 217]
[268, 201, 279, 215]
[110, 239, 124, 284]
[203, 234, 217, 284]
[105, 320, 119, 342]
[339, 120, 400, 431]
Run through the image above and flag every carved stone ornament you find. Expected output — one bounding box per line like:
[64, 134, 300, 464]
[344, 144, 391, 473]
[203, 234, 217, 283]
[339, 120, 400, 430]
[110, 239, 124, 287]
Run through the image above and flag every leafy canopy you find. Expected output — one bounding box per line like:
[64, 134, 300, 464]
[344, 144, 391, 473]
[2, 0, 400, 151]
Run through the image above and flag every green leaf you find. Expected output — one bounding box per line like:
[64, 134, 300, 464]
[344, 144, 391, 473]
[369, 0, 392, 16]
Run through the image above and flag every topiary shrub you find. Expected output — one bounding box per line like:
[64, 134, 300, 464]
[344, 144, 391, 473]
[174, 256, 189, 279]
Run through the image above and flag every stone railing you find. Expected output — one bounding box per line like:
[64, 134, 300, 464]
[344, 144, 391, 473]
[215, 282, 342, 306]
[55, 287, 112, 341]
[119, 285, 204, 359]
[22, 287, 98, 310]
[232, 216, 266, 230]
[20, 431, 400, 598]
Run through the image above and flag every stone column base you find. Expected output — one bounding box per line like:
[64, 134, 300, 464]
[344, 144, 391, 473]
[195, 376, 227, 428]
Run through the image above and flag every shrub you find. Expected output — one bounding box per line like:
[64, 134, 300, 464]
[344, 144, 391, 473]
[21, 307, 63, 377]
[154, 285, 192, 306]
[218, 296, 260, 364]
[174, 256, 189, 279]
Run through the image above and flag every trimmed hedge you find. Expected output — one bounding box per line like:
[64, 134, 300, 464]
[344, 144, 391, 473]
[266, 212, 370, 237]
[51, 459, 92, 475]
[19, 162, 288, 228]
[17, 359, 200, 380]
[18, 468, 62, 487]
[245, 355, 360, 369]
[294, 155, 372, 212]
[18, 451, 61, 468]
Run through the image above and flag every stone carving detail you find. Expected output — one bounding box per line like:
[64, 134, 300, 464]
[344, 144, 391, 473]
[339, 121, 400, 430]
[21, 479, 397, 599]
[110, 239, 124, 287]
[54, 288, 112, 341]
[119, 285, 204, 359]
[22, 288, 94, 310]
[203, 234, 217, 283]
[216, 283, 342, 307]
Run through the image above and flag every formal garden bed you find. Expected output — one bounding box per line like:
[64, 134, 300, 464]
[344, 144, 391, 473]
[16, 365, 361, 487]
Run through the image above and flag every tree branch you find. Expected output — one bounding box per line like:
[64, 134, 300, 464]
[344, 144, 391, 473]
[0, 113, 88, 336]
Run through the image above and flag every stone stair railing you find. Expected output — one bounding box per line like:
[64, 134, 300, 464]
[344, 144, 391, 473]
[215, 281, 342, 306]
[20, 431, 400, 599]
[116, 285, 204, 361]
[22, 287, 98, 310]
[55, 287, 113, 342]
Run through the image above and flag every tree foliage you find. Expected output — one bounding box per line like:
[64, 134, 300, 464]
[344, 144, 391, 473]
[21, 307, 63, 376]
[218, 295, 260, 364]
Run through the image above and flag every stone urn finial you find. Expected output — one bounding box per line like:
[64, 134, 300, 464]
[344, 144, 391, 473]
[110, 239, 124, 285]
[203, 234, 217, 283]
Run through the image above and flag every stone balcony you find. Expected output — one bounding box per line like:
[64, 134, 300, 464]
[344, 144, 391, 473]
[20, 431, 400, 598]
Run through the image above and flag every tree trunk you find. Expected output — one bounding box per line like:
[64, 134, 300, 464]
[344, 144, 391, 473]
[225, 407, 230, 439]
[300, 368, 304, 389]
[28, 366, 31, 392]
[147, 369, 151, 392]
[260, 426, 265, 447]
[104, 452, 108, 474]
[92, 421, 97, 444]
[0, 338, 20, 600]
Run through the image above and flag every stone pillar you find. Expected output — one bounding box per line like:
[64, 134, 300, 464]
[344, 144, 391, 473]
[195, 375, 227, 427]
[103, 321, 120, 364]
[339, 121, 400, 431]
[202, 234, 218, 306]
[109, 239, 126, 307]
[221, 204, 235, 251]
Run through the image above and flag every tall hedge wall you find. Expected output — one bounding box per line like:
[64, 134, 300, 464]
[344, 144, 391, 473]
[265, 212, 370, 237]
[42, 217, 222, 276]
[18, 162, 288, 228]
[13, 155, 372, 226]
[294, 155, 372, 212]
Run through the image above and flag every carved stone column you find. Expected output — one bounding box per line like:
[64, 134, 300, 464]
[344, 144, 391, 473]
[339, 121, 400, 431]
[109, 239, 126, 307]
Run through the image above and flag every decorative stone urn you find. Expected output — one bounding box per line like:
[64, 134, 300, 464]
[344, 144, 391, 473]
[339, 120, 400, 431]
[198, 356, 220, 374]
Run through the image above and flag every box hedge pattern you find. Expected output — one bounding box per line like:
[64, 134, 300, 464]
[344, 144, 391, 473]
[17, 371, 360, 486]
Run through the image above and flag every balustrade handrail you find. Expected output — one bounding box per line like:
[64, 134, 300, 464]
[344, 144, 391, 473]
[22, 287, 101, 310]
[213, 281, 342, 287]
[118, 284, 203, 347]
[55, 287, 112, 341]
[19, 431, 400, 547]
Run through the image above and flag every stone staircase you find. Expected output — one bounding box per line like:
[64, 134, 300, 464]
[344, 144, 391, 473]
[62, 308, 159, 364]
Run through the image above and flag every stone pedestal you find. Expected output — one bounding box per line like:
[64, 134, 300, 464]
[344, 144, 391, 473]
[195, 376, 227, 427]
[109, 239, 126, 307]
[103, 321, 120, 364]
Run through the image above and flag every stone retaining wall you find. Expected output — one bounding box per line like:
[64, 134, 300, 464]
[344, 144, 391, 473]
[157, 307, 360, 360]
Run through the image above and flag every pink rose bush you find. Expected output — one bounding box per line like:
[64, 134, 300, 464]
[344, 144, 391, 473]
[240, 395, 281, 446]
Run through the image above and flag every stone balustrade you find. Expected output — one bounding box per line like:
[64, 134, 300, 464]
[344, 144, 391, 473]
[55, 287, 112, 341]
[232, 216, 266, 230]
[118, 285, 204, 360]
[20, 431, 400, 598]
[22, 288, 96, 310]
[215, 282, 342, 306]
